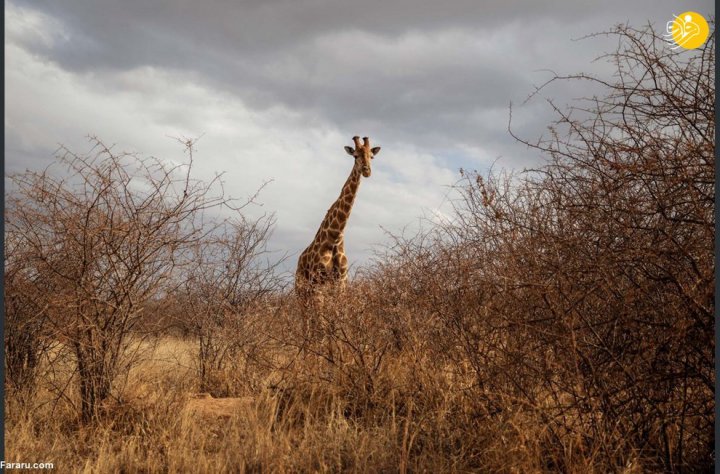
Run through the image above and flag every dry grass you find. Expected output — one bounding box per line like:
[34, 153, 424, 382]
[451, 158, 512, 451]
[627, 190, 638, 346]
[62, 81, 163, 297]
[4, 334, 455, 473]
[5, 323, 656, 473]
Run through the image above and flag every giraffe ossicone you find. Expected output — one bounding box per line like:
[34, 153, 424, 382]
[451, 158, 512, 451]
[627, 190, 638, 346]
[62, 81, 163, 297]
[295, 135, 381, 300]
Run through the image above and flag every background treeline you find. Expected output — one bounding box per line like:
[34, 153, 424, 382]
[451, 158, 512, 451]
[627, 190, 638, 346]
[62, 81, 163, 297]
[5, 25, 714, 472]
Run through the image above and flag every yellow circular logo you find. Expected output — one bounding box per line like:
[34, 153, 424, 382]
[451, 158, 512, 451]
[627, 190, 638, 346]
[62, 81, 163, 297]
[667, 12, 710, 50]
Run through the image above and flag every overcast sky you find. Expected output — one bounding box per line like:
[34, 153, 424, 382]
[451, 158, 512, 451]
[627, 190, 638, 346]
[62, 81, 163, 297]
[5, 0, 714, 275]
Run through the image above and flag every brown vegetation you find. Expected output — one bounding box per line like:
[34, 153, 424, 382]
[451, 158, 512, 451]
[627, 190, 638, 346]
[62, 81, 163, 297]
[5, 24, 714, 472]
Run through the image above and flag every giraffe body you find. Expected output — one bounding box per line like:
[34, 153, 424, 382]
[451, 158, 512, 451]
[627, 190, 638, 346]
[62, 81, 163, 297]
[296, 136, 380, 299]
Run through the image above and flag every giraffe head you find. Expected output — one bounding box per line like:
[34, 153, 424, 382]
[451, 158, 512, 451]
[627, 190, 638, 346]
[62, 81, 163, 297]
[344, 136, 381, 178]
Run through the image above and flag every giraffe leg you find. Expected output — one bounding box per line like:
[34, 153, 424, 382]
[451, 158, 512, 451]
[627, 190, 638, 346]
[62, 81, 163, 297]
[332, 239, 349, 285]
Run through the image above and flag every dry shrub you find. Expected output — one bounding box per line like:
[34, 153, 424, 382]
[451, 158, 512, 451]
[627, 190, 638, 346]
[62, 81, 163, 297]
[4, 136, 264, 422]
[172, 216, 286, 396]
[365, 23, 714, 471]
[3, 262, 54, 400]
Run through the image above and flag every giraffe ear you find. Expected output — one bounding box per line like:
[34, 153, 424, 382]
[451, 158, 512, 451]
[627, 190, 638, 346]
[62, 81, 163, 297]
[371, 147, 381, 156]
[344, 146, 355, 156]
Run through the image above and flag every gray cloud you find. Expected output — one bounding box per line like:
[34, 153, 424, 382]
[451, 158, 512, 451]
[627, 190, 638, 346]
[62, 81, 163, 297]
[6, 0, 714, 271]
[10, 0, 713, 160]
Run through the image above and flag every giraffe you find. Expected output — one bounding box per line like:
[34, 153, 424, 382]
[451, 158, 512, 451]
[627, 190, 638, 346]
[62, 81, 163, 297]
[295, 136, 381, 301]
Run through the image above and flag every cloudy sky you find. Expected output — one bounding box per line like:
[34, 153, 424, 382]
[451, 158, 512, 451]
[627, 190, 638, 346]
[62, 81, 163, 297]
[5, 0, 713, 275]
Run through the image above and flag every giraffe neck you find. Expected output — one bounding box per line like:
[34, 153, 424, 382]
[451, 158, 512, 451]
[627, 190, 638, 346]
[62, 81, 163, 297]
[320, 164, 362, 239]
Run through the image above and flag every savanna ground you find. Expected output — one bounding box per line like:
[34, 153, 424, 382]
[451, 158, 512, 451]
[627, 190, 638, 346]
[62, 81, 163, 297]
[4, 25, 715, 473]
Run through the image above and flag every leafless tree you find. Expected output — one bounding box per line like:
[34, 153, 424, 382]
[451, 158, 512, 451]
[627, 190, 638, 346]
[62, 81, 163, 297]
[173, 215, 286, 395]
[5, 136, 249, 422]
